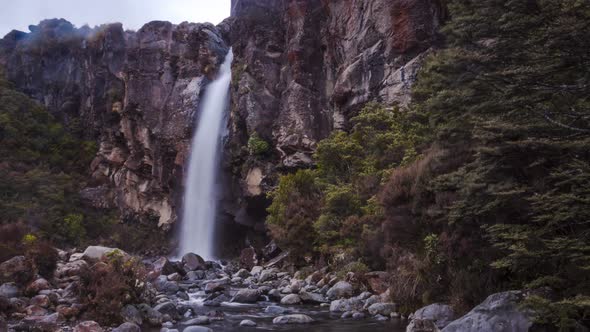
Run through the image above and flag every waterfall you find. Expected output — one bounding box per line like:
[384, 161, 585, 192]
[178, 49, 233, 260]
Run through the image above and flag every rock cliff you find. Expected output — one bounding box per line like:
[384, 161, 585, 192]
[0, 0, 445, 248]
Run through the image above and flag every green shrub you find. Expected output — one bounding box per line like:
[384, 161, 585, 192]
[247, 132, 270, 156]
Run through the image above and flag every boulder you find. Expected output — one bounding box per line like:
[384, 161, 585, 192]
[305, 271, 323, 284]
[20, 312, 60, 332]
[232, 288, 260, 303]
[74, 320, 104, 332]
[183, 327, 213, 332]
[330, 298, 364, 312]
[442, 291, 532, 332]
[30, 294, 51, 308]
[326, 281, 353, 300]
[153, 276, 180, 294]
[251, 266, 263, 276]
[204, 280, 227, 293]
[182, 253, 206, 271]
[137, 303, 163, 326]
[273, 314, 314, 324]
[183, 316, 210, 325]
[235, 269, 250, 279]
[150, 257, 178, 279]
[82, 246, 126, 262]
[240, 319, 257, 327]
[407, 319, 441, 332]
[55, 260, 88, 278]
[0, 256, 34, 284]
[112, 322, 141, 332]
[280, 294, 302, 305]
[368, 302, 397, 316]
[240, 248, 258, 270]
[0, 282, 20, 298]
[259, 269, 277, 282]
[154, 302, 178, 318]
[57, 304, 82, 319]
[413, 303, 455, 329]
[26, 305, 48, 316]
[25, 278, 51, 296]
[299, 291, 328, 304]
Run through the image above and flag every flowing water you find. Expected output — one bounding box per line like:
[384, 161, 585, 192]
[178, 49, 234, 260]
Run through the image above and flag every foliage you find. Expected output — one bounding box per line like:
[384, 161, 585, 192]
[25, 240, 58, 279]
[79, 251, 147, 325]
[247, 131, 270, 156]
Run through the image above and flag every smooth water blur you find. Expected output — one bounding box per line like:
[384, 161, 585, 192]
[178, 49, 233, 260]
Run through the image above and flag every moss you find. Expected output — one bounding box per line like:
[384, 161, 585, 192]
[247, 131, 270, 156]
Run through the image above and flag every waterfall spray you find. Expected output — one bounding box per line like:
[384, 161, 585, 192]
[178, 49, 233, 260]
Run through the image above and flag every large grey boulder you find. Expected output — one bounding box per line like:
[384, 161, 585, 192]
[280, 294, 302, 305]
[273, 314, 314, 324]
[182, 253, 206, 271]
[413, 303, 455, 329]
[0, 256, 33, 284]
[407, 319, 441, 332]
[299, 291, 328, 304]
[442, 291, 532, 332]
[232, 288, 260, 303]
[82, 246, 126, 262]
[330, 298, 364, 312]
[368, 302, 397, 316]
[326, 281, 353, 300]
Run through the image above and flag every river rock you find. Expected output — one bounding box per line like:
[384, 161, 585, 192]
[353, 312, 366, 319]
[368, 302, 397, 316]
[305, 271, 323, 284]
[330, 298, 364, 312]
[153, 276, 180, 294]
[240, 319, 257, 327]
[251, 266, 263, 276]
[25, 278, 51, 296]
[204, 281, 227, 293]
[183, 327, 213, 332]
[154, 302, 178, 318]
[413, 303, 455, 329]
[183, 316, 210, 325]
[19, 312, 60, 332]
[273, 314, 314, 324]
[280, 294, 302, 305]
[265, 305, 289, 314]
[299, 291, 328, 304]
[0, 282, 20, 298]
[74, 320, 104, 332]
[182, 253, 206, 271]
[121, 305, 143, 325]
[30, 294, 51, 308]
[407, 319, 441, 332]
[150, 257, 178, 279]
[112, 322, 141, 332]
[232, 288, 260, 303]
[259, 269, 277, 282]
[0, 256, 34, 284]
[137, 303, 163, 326]
[56, 260, 88, 278]
[326, 281, 353, 300]
[441, 291, 532, 332]
[235, 269, 250, 279]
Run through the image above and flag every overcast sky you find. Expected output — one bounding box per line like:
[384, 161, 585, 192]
[0, 0, 231, 37]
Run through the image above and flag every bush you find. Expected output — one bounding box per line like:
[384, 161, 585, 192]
[247, 132, 270, 156]
[25, 241, 58, 278]
[79, 251, 147, 325]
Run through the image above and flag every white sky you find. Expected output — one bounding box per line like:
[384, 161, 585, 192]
[0, 0, 231, 37]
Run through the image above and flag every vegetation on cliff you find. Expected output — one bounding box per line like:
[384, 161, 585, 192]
[267, 0, 590, 328]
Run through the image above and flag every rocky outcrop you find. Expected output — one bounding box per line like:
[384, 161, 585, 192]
[0, 18, 229, 232]
[224, 0, 445, 228]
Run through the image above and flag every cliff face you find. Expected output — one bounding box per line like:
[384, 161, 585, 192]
[0, 19, 229, 230]
[225, 0, 444, 228]
[0, 0, 444, 243]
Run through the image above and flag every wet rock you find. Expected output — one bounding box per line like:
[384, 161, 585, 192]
[137, 303, 163, 326]
[74, 320, 104, 332]
[251, 266, 263, 276]
[183, 316, 210, 325]
[353, 312, 366, 319]
[0, 256, 34, 284]
[299, 291, 328, 304]
[0, 282, 20, 298]
[280, 287, 292, 294]
[204, 280, 227, 293]
[265, 305, 289, 315]
[330, 298, 364, 312]
[182, 253, 206, 271]
[203, 293, 230, 307]
[176, 291, 189, 301]
[273, 314, 314, 324]
[341, 311, 353, 318]
[154, 276, 180, 294]
[442, 291, 532, 332]
[368, 303, 397, 316]
[150, 257, 178, 279]
[305, 271, 323, 285]
[167, 273, 181, 281]
[413, 303, 455, 329]
[268, 289, 281, 301]
[375, 314, 389, 321]
[259, 269, 277, 283]
[407, 319, 441, 332]
[25, 278, 51, 296]
[154, 302, 178, 318]
[363, 295, 381, 309]
[280, 294, 302, 305]
[186, 270, 205, 281]
[240, 319, 257, 327]
[112, 322, 141, 332]
[232, 288, 260, 303]
[326, 281, 353, 300]
[290, 279, 302, 293]
[30, 294, 51, 308]
[235, 269, 250, 279]
[183, 327, 213, 332]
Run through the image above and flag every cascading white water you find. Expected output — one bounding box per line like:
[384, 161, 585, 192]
[178, 49, 233, 260]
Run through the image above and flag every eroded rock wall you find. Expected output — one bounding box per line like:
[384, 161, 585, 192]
[0, 19, 229, 230]
[225, 0, 445, 229]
